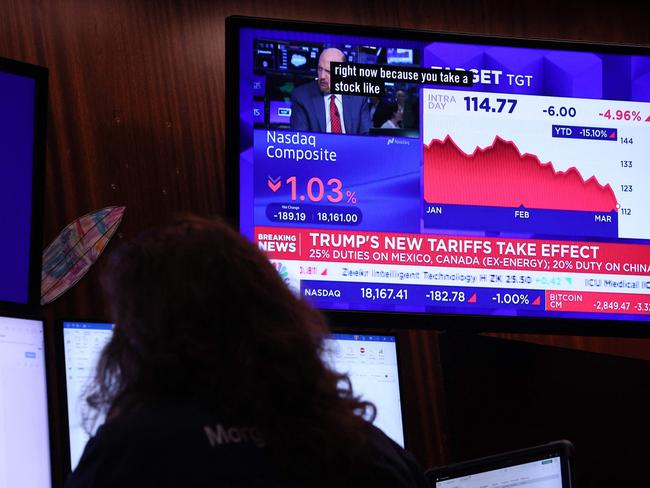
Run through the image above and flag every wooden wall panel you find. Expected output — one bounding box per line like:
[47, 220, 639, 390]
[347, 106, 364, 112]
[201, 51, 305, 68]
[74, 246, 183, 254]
[0, 0, 648, 483]
[440, 334, 650, 487]
[399, 329, 450, 465]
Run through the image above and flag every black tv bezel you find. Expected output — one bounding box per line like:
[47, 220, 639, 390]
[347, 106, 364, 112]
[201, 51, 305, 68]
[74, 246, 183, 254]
[0, 56, 47, 311]
[326, 325, 408, 449]
[425, 439, 575, 488]
[0, 309, 57, 487]
[225, 15, 650, 337]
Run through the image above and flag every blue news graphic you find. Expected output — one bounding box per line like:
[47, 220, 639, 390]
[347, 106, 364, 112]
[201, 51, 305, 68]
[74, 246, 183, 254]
[302, 280, 547, 315]
[0, 72, 36, 305]
[253, 130, 420, 233]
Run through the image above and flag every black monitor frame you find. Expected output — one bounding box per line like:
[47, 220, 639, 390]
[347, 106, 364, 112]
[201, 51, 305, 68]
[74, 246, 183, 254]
[226, 15, 650, 337]
[0, 56, 47, 311]
[53, 318, 74, 477]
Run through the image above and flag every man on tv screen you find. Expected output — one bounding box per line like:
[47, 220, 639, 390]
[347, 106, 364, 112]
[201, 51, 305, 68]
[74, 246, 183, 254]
[395, 88, 418, 129]
[290, 47, 371, 135]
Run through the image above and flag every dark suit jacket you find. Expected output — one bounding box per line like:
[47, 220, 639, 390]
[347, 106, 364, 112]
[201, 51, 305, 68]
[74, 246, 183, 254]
[290, 82, 371, 135]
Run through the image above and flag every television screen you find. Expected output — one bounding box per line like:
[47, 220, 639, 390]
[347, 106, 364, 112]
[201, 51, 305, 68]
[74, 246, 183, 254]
[386, 47, 415, 65]
[0, 315, 52, 487]
[227, 17, 650, 332]
[62, 321, 113, 471]
[0, 58, 47, 307]
[323, 333, 404, 446]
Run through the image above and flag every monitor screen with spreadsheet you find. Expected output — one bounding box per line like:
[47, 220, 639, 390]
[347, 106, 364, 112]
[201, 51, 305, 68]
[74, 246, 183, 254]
[0, 314, 51, 487]
[62, 322, 405, 471]
[62, 321, 114, 471]
[322, 332, 404, 446]
[427, 441, 574, 488]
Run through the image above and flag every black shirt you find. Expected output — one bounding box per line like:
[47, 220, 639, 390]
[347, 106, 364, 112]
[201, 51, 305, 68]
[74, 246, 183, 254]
[66, 401, 428, 487]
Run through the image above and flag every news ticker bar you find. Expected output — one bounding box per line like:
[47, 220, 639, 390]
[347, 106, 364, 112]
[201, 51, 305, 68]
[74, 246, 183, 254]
[300, 281, 650, 315]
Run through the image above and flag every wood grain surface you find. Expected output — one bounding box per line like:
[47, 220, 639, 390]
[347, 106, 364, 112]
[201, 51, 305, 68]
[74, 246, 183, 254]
[0, 0, 648, 484]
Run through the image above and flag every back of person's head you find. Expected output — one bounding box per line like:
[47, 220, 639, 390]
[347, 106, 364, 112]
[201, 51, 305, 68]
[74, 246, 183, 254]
[376, 102, 400, 124]
[386, 102, 400, 118]
[87, 214, 377, 481]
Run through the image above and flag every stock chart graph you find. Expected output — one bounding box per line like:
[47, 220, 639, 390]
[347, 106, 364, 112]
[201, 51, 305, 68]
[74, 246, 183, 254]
[422, 89, 650, 240]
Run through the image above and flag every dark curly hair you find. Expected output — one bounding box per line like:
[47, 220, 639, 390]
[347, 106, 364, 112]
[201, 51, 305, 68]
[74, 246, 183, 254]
[85, 214, 377, 480]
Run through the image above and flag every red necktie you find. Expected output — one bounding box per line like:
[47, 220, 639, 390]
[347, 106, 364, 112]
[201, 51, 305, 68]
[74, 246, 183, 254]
[330, 95, 342, 133]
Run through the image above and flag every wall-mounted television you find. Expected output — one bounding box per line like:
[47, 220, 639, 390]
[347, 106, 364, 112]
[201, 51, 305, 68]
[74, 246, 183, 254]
[226, 16, 650, 334]
[0, 56, 47, 308]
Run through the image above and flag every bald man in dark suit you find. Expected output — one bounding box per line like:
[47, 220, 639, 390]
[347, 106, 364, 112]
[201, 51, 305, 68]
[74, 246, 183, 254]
[290, 48, 371, 135]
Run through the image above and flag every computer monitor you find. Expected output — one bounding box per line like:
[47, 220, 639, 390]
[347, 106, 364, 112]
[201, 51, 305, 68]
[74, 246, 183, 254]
[0, 314, 52, 487]
[323, 332, 405, 447]
[61, 321, 114, 471]
[61, 322, 406, 470]
[426, 440, 574, 488]
[0, 57, 47, 308]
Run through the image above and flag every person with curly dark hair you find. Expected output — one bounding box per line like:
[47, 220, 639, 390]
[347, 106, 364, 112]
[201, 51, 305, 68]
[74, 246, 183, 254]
[65, 215, 427, 487]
